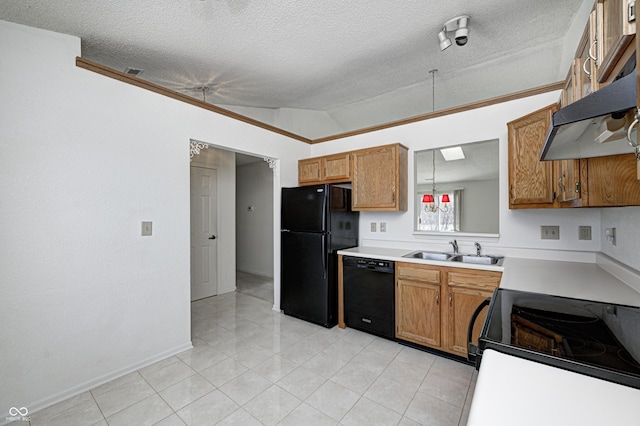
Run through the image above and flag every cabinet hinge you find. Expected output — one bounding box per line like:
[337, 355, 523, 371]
[575, 182, 581, 194]
[629, 1, 636, 22]
[552, 191, 557, 201]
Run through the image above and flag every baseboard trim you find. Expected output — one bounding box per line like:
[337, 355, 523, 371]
[4, 342, 193, 425]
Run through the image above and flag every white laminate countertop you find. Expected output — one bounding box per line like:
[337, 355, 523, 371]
[337, 246, 504, 272]
[467, 349, 640, 426]
[499, 257, 640, 307]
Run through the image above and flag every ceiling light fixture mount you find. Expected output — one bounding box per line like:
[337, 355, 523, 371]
[438, 15, 470, 51]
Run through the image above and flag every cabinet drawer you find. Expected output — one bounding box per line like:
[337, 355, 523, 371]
[397, 264, 440, 283]
[447, 270, 502, 292]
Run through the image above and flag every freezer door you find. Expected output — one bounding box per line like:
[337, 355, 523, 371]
[281, 231, 335, 327]
[281, 185, 328, 232]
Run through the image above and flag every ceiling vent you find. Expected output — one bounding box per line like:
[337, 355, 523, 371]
[124, 67, 144, 76]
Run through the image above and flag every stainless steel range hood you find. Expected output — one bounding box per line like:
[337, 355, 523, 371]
[540, 69, 638, 161]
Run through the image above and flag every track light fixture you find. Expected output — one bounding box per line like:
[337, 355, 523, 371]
[438, 15, 470, 51]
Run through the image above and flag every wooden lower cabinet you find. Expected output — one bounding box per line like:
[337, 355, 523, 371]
[445, 269, 502, 357]
[396, 262, 502, 358]
[396, 264, 442, 346]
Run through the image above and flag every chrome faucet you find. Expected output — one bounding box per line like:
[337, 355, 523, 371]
[474, 242, 482, 256]
[449, 240, 458, 254]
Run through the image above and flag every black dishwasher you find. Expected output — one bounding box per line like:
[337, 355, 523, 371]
[343, 256, 395, 339]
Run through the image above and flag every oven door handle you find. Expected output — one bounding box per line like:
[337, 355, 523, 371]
[467, 297, 491, 363]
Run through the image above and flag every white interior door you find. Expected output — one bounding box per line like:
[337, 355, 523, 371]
[190, 166, 218, 301]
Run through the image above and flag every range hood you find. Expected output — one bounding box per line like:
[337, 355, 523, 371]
[540, 68, 638, 161]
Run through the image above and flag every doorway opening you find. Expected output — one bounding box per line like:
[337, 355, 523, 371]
[189, 142, 275, 305]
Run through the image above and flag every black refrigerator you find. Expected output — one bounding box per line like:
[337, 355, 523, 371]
[281, 184, 359, 328]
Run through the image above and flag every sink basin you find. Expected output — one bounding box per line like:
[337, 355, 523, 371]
[402, 251, 454, 261]
[450, 254, 504, 266]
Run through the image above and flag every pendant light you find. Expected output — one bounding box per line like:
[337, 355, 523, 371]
[422, 69, 449, 212]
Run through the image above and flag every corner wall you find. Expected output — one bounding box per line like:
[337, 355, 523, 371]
[236, 160, 275, 278]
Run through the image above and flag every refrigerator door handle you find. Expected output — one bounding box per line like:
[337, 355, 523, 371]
[321, 236, 327, 280]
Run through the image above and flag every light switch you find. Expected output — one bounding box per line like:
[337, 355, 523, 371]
[541, 225, 559, 240]
[141, 221, 152, 236]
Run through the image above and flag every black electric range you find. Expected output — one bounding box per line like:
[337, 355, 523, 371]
[474, 288, 640, 389]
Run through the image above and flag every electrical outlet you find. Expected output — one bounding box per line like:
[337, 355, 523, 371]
[141, 221, 153, 236]
[370, 222, 377, 232]
[578, 226, 592, 240]
[380, 222, 387, 232]
[605, 228, 616, 246]
[541, 225, 559, 240]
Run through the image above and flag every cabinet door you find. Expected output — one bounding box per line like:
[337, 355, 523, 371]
[596, 0, 636, 83]
[298, 158, 322, 185]
[352, 144, 407, 211]
[560, 63, 576, 107]
[323, 152, 351, 182]
[575, 22, 595, 100]
[447, 287, 494, 357]
[445, 270, 502, 357]
[508, 104, 557, 208]
[586, 154, 640, 206]
[556, 159, 582, 204]
[396, 279, 441, 347]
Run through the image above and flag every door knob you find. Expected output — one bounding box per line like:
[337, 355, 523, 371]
[209, 235, 216, 240]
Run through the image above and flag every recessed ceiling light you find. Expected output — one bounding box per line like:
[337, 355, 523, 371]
[440, 146, 465, 161]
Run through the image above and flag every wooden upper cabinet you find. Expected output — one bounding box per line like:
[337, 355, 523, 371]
[508, 104, 558, 208]
[352, 143, 408, 211]
[584, 154, 640, 206]
[596, 0, 636, 83]
[576, 19, 598, 100]
[560, 63, 577, 108]
[323, 152, 351, 182]
[298, 152, 351, 185]
[298, 157, 323, 184]
[556, 159, 582, 204]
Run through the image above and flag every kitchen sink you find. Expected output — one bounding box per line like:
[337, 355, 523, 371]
[450, 254, 504, 266]
[402, 251, 454, 261]
[402, 250, 504, 266]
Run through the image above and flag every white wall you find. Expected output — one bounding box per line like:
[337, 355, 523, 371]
[310, 92, 604, 262]
[236, 160, 274, 278]
[0, 20, 309, 417]
[600, 207, 640, 270]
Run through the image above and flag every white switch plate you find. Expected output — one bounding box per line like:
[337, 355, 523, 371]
[380, 222, 387, 232]
[578, 226, 591, 240]
[541, 225, 559, 240]
[370, 222, 377, 232]
[141, 221, 152, 236]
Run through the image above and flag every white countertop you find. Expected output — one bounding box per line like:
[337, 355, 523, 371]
[500, 257, 640, 307]
[468, 349, 640, 426]
[338, 246, 504, 272]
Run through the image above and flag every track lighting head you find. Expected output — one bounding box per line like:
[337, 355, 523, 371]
[438, 29, 451, 51]
[454, 16, 469, 46]
[438, 15, 470, 50]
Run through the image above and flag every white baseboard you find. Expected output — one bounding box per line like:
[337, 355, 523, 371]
[3, 342, 193, 426]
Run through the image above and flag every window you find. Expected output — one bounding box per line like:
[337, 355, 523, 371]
[417, 190, 462, 232]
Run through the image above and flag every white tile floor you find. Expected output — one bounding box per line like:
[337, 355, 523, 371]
[20, 278, 477, 426]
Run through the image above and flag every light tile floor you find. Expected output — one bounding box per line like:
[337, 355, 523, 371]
[21, 283, 477, 425]
[235, 271, 274, 304]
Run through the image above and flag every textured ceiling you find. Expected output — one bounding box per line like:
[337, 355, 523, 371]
[0, 0, 585, 138]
